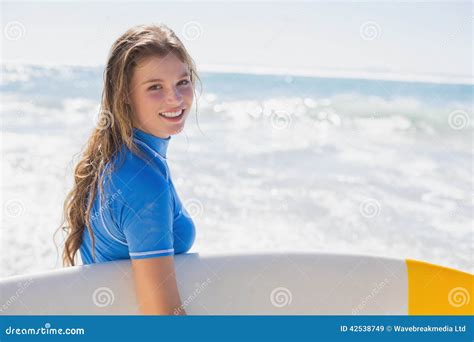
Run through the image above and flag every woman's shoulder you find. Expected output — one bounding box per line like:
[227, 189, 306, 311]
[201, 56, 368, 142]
[100, 144, 170, 199]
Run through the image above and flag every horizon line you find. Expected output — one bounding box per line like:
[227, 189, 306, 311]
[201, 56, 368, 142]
[1, 61, 472, 86]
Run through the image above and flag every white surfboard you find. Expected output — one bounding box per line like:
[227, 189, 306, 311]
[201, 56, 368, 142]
[0, 252, 471, 315]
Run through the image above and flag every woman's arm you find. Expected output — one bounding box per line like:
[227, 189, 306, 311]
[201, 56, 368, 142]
[131, 256, 186, 315]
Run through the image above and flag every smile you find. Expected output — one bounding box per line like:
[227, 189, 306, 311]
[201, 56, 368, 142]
[158, 108, 185, 121]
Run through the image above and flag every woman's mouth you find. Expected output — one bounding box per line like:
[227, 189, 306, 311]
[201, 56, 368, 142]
[158, 108, 185, 122]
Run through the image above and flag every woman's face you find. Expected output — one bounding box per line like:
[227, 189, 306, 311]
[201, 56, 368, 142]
[128, 53, 194, 138]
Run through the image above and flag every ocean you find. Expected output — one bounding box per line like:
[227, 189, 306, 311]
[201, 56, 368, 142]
[1, 63, 472, 277]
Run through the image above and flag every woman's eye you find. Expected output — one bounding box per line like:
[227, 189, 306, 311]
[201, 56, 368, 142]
[148, 84, 161, 91]
[148, 80, 189, 91]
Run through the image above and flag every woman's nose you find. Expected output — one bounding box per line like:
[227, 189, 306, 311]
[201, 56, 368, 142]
[164, 87, 183, 105]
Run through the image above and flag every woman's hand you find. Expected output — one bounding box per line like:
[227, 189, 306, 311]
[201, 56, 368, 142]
[130, 256, 186, 315]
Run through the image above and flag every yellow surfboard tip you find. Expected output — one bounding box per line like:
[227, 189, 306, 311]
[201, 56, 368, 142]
[406, 259, 473, 315]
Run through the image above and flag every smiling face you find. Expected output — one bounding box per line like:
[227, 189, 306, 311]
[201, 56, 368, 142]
[128, 53, 194, 138]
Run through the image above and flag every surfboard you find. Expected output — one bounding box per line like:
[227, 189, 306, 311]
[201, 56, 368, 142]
[0, 253, 472, 315]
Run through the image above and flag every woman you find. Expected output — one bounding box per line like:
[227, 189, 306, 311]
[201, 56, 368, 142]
[60, 24, 200, 315]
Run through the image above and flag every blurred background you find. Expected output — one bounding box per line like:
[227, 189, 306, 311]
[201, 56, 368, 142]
[1, 1, 472, 277]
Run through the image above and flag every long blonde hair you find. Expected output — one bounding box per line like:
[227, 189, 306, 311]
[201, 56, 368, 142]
[57, 24, 201, 266]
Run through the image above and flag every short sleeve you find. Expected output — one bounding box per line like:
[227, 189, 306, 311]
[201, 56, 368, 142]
[117, 167, 175, 259]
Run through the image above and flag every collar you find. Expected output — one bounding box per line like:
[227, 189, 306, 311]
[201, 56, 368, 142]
[132, 127, 171, 159]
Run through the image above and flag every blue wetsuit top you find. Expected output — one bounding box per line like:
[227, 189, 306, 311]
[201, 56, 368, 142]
[80, 128, 196, 264]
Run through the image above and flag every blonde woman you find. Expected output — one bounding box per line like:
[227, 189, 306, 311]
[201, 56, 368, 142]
[60, 24, 199, 315]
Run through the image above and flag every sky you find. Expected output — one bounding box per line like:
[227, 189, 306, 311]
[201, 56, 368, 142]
[1, 1, 472, 83]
